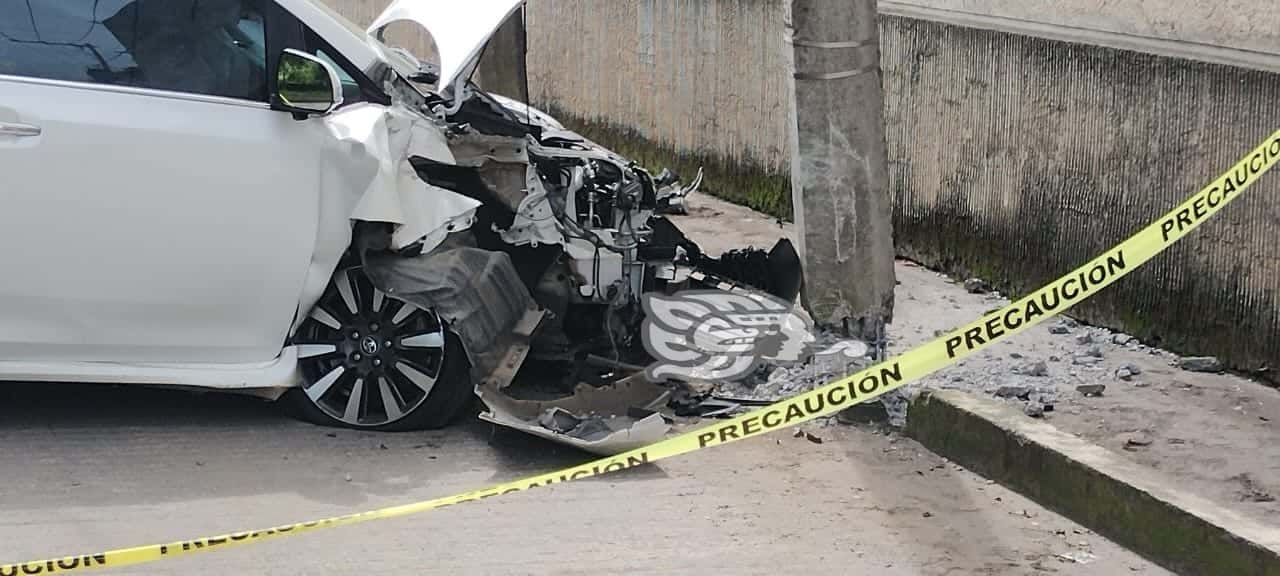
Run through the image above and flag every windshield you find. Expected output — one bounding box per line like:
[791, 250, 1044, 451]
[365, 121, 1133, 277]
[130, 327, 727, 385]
[306, 0, 375, 45]
[312, 1, 432, 90]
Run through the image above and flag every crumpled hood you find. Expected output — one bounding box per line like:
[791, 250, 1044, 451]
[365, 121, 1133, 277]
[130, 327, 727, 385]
[368, 0, 524, 92]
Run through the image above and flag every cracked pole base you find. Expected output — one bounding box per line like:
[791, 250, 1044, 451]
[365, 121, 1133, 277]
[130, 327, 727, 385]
[787, 0, 897, 331]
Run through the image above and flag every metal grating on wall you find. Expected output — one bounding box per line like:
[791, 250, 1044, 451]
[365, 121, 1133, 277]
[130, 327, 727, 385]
[882, 15, 1280, 377]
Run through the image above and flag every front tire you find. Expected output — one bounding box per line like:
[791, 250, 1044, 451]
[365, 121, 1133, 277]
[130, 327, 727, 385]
[284, 266, 473, 431]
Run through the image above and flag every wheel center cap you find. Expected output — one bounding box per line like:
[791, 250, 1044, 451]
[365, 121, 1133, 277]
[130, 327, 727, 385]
[360, 336, 380, 356]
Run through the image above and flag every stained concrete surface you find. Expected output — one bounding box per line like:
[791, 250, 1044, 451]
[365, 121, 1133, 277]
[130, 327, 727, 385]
[894, 262, 1280, 529]
[679, 189, 1280, 533]
[0, 383, 1167, 575]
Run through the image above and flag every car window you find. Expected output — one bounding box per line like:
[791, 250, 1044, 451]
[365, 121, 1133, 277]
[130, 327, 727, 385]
[0, 0, 268, 102]
[313, 48, 363, 105]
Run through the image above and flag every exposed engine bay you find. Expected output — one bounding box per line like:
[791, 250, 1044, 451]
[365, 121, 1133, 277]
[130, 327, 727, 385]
[318, 20, 803, 451]
[343, 86, 800, 450]
[356, 83, 802, 384]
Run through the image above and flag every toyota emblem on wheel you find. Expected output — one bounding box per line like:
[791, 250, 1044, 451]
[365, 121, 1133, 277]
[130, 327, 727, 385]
[360, 336, 380, 356]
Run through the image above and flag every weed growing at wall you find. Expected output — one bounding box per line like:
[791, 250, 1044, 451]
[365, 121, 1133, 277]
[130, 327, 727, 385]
[542, 104, 794, 221]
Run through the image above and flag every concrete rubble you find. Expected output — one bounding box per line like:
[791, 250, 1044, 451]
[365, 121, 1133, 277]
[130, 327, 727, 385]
[1179, 356, 1224, 373]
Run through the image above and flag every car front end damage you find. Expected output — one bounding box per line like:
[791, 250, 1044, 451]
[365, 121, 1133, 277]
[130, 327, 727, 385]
[296, 0, 802, 451]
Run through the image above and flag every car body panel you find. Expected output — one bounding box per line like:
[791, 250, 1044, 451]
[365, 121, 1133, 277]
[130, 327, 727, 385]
[287, 102, 480, 337]
[0, 346, 301, 392]
[0, 0, 492, 387]
[0, 75, 323, 365]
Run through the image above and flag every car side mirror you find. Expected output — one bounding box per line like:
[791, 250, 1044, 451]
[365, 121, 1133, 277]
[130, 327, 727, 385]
[275, 49, 344, 119]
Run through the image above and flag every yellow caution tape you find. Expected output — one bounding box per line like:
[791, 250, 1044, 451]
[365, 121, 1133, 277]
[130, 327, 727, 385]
[5, 130, 1279, 574]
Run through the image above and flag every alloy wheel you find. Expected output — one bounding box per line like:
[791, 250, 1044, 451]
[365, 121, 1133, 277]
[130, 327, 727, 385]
[294, 268, 447, 427]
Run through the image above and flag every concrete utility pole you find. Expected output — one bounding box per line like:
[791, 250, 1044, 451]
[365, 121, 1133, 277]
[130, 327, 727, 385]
[787, 0, 896, 344]
[476, 6, 530, 102]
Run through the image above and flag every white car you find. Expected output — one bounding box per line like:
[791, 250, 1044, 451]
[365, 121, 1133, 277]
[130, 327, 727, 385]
[0, 0, 798, 433]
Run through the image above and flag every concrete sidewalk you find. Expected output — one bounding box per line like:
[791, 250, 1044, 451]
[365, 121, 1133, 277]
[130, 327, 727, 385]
[676, 189, 1280, 574]
[679, 189, 1280, 529]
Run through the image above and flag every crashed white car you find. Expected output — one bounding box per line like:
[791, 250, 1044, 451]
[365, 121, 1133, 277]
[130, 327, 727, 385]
[0, 0, 799, 432]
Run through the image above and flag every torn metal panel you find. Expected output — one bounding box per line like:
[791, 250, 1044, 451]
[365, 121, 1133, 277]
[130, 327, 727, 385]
[293, 102, 483, 335]
[476, 308, 545, 391]
[500, 169, 562, 248]
[446, 132, 533, 210]
[478, 373, 671, 455]
[446, 131, 564, 247]
[325, 104, 481, 253]
[653, 167, 702, 215]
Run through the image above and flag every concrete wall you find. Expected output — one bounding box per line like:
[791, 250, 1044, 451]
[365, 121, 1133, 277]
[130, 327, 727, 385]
[882, 0, 1280, 57]
[882, 15, 1280, 377]
[524, 0, 796, 216]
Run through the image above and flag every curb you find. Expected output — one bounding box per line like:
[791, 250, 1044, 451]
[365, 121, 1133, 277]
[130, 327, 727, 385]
[905, 390, 1280, 576]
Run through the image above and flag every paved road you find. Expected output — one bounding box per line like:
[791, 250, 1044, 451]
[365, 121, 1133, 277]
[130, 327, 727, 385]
[0, 382, 1169, 575]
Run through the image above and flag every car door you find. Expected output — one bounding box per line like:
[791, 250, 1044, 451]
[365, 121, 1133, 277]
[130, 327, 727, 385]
[0, 0, 327, 365]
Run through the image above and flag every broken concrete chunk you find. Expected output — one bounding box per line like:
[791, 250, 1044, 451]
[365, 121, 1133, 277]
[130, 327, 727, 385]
[1123, 433, 1154, 449]
[1123, 363, 1142, 375]
[1075, 333, 1093, 345]
[1111, 334, 1134, 345]
[1179, 356, 1223, 373]
[1022, 361, 1049, 377]
[1076, 384, 1106, 397]
[1116, 368, 1134, 381]
[1086, 345, 1104, 358]
[1024, 402, 1046, 418]
[1055, 551, 1097, 564]
[995, 385, 1032, 400]
[792, 429, 823, 443]
[1230, 473, 1276, 503]
[1048, 323, 1072, 335]
[963, 278, 990, 294]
